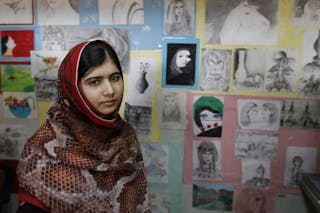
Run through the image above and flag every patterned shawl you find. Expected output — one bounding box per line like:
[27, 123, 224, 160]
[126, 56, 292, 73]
[17, 40, 151, 212]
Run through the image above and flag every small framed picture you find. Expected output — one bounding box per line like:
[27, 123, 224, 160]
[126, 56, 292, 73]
[162, 38, 199, 90]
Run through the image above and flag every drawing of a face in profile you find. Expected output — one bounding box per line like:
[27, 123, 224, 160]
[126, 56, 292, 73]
[162, 91, 181, 123]
[193, 96, 223, 137]
[234, 188, 266, 213]
[166, 43, 196, 86]
[193, 141, 221, 180]
[1, 35, 16, 57]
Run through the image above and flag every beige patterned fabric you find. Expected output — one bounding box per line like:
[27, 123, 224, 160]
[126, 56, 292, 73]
[17, 103, 151, 213]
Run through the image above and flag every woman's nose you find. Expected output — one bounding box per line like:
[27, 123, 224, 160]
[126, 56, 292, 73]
[102, 81, 114, 95]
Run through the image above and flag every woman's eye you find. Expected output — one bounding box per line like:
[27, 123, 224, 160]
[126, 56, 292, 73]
[110, 75, 121, 82]
[88, 79, 100, 86]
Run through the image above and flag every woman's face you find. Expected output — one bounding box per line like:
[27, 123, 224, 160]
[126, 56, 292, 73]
[175, 49, 191, 68]
[174, 1, 185, 17]
[78, 59, 123, 117]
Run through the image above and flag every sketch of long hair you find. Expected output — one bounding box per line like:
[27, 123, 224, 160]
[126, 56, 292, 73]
[165, 0, 192, 35]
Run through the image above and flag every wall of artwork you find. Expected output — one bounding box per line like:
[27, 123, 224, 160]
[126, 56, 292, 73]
[0, 0, 320, 212]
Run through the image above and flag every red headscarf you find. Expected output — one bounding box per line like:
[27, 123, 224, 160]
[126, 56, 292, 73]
[57, 40, 121, 128]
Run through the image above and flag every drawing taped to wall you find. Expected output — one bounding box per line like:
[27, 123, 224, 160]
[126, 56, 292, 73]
[141, 143, 169, 183]
[192, 182, 234, 211]
[237, 99, 281, 131]
[193, 140, 221, 180]
[158, 89, 186, 129]
[299, 29, 320, 99]
[98, 0, 144, 25]
[30, 50, 67, 101]
[235, 130, 278, 160]
[242, 159, 271, 189]
[280, 99, 320, 129]
[264, 48, 298, 92]
[291, 0, 320, 26]
[0, 0, 33, 25]
[41, 26, 66, 51]
[1, 64, 34, 92]
[205, 0, 278, 45]
[199, 48, 231, 92]
[128, 57, 157, 99]
[0, 124, 27, 159]
[37, 0, 80, 25]
[193, 95, 224, 138]
[149, 189, 170, 213]
[0, 30, 34, 58]
[164, 0, 194, 36]
[3, 92, 38, 119]
[284, 146, 317, 188]
[124, 101, 152, 140]
[232, 48, 265, 92]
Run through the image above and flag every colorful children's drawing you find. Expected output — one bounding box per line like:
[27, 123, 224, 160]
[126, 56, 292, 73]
[3, 92, 37, 119]
[1, 64, 34, 92]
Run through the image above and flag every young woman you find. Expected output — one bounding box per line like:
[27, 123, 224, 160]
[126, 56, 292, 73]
[1, 35, 16, 57]
[17, 40, 151, 212]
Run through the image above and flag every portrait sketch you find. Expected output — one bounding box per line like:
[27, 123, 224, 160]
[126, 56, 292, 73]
[158, 89, 186, 129]
[284, 146, 317, 188]
[237, 99, 281, 131]
[280, 99, 320, 129]
[242, 159, 271, 189]
[37, 0, 80, 25]
[235, 130, 278, 160]
[128, 57, 157, 99]
[193, 140, 222, 180]
[124, 101, 152, 140]
[164, 0, 194, 36]
[0, 0, 33, 25]
[0, 124, 27, 159]
[165, 42, 197, 87]
[291, 0, 320, 26]
[193, 95, 224, 138]
[232, 48, 266, 92]
[299, 29, 320, 99]
[199, 48, 231, 92]
[205, 0, 278, 45]
[264, 48, 298, 92]
[99, 0, 144, 25]
[193, 183, 234, 211]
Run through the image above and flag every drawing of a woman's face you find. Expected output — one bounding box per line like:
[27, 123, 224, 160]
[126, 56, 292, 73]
[175, 49, 191, 68]
[163, 94, 177, 115]
[174, 1, 185, 17]
[248, 105, 271, 123]
[6, 36, 16, 49]
[199, 109, 221, 129]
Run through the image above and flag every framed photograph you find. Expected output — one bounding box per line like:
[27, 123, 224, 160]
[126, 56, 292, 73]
[162, 38, 199, 89]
